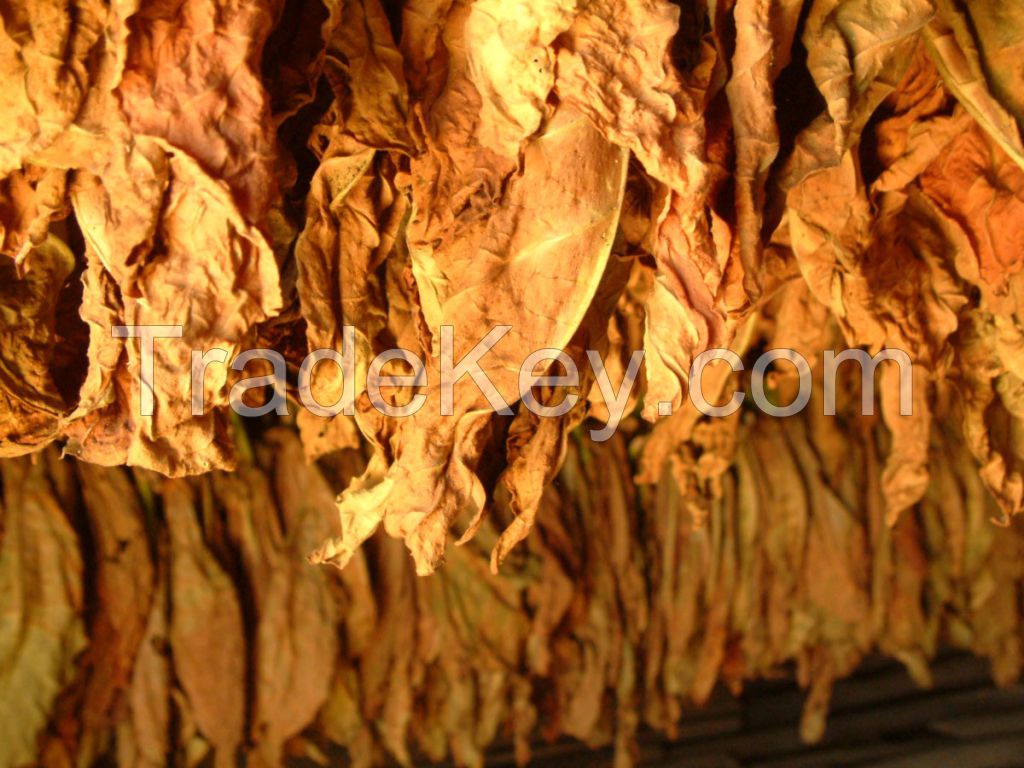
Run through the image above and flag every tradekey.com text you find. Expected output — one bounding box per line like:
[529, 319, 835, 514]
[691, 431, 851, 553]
[115, 324, 915, 442]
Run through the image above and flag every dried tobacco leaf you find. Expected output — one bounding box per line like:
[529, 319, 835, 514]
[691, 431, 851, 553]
[72, 462, 155, 760]
[311, 103, 628, 575]
[247, 430, 339, 765]
[64, 149, 282, 475]
[164, 479, 246, 768]
[0, 236, 78, 455]
[0, 456, 86, 767]
[116, 534, 171, 768]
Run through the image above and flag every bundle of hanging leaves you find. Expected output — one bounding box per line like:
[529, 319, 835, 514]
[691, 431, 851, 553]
[3, 411, 1024, 767]
[4, 0, 1024, 765]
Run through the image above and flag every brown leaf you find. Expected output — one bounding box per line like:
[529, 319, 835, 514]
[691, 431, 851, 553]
[164, 479, 246, 768]
[0, 456, 86, 766]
